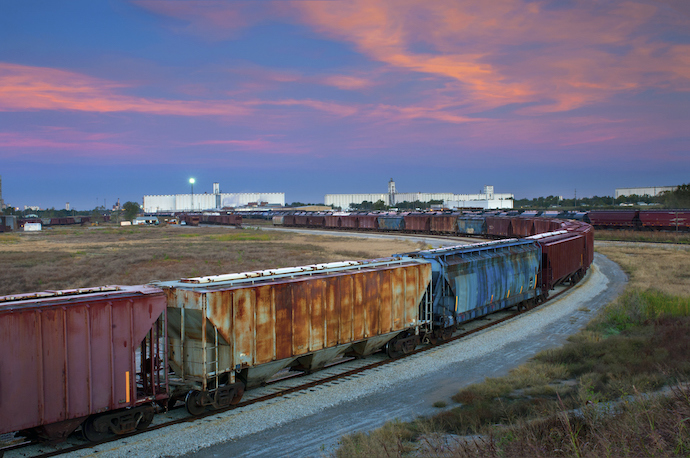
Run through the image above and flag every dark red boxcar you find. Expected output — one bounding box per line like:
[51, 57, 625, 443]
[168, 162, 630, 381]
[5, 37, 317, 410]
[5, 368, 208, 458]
[403, 213, 431, 232]
[294, 214, 309, 226]
[638, 210, 690, 231]
[511, 218, 535, 237]
[586, 210, 638, 228]
[307, 215, 325, 227]
[532, 218, 557, 235]
[357, 214, 379, 230]
[537, 234, 586, 291]
[430, 214, 458, 234]
[282, 214, 296, 226]
[0, 286, 168, 441]
[485, 216, 513, 238]
[340, 214, 358, 229]
[324, 215, 341, 228]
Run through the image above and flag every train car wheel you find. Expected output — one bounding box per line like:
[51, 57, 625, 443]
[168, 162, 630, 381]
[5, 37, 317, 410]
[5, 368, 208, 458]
[136, 406, 155, 430]
[82, 416, 110, 442]
[185, 390, 207, 416]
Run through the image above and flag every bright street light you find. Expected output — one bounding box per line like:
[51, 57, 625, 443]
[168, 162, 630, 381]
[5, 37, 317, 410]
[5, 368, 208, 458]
[189, 178, 195, 211]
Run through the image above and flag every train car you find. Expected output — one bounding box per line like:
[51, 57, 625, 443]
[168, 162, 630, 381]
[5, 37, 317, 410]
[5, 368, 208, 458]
[511, 217, 535, 237]
[456, 216, 485, 235]
[378, 215, 405, 231]
[272, 215, 284, 226]
[403, 213, 431, 233]
[430, 214, 458, 234]
[152, 258, 432, 414]
[585, 210, 638, 229]
[307, 215, 326, 228]
[531, 232, 588, 293]
[485, 216, 513, 238]
[294, 214, 309, 227]
[0, 286, 168, 441]
[399, 239, 541, 338]
[324, 215, 341, 228]
[357, 214, 379, 230]
[282, 214, 296, 226]
[341, 214, 358, 229]
[638, 210, 690, 231]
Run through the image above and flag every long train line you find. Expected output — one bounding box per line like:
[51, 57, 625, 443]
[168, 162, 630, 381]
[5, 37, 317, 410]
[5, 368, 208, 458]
[2, 275, 580, 458]
[0, 215, 593, 451]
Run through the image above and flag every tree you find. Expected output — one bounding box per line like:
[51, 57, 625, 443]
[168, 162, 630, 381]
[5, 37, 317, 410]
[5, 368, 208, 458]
[123, 201, 141, 221]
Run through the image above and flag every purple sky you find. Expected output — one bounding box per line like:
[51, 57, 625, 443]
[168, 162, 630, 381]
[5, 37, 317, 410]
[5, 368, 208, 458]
[1, 0, 689, 210]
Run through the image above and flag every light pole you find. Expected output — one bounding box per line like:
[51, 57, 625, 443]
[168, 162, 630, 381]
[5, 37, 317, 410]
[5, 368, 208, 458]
[189, 178, 195, 211]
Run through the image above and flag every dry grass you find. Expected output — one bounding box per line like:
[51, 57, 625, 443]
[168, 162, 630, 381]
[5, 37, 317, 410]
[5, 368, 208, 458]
[595, 229, 690, 244]
[333, 243, 690, 457]
[0, 225, 422, 296]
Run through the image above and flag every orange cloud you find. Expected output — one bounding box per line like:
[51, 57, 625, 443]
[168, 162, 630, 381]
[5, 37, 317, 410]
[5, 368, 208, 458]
[0, 62, 249, 116]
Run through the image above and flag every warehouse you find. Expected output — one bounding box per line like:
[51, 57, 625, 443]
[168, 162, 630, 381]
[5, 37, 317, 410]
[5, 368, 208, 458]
[325, 181, 513, 210]
[143, 182, 285, 212]
[615, 186, 677, 198]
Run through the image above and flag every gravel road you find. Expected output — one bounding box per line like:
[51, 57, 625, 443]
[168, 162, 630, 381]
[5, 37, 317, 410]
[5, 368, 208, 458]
[60, 252, 625, 458]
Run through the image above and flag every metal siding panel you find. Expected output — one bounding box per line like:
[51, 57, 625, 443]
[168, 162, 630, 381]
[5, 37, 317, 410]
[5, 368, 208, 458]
[254, 285, 275, 365]
[338, 275, 354, 343]
[66, 305, 91, 416]
[325, 277, 340, 347]
[233, 289, 255, 367]
[111, 301, 136, 409]
[89, 304, 113, 410]
[390, 267, 404, 330]
[404, 266, 418, 327]
[292, 282, 310, 355]
[352, 273, 365, 340]
[363, 271, 379, 338]
[40, 308, 66, 422]
[378, 269, 393, 333]
[309, 279, 325, 351]
[273, 283, 293, 360]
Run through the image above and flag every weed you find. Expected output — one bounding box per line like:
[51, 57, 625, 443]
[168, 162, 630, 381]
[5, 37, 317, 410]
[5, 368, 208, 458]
[432, 401, 447, 408]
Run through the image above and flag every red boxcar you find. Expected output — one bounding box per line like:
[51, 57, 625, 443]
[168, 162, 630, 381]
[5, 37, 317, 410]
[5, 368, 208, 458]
[324, 215, 341, 228]
[294, 214, 309, 226]
[307, 215, 325, 227]
[430, 214, 458, 234]
[638, 210, 690, 231]
[403, 213, 431, 232]
[341, 214, 358, 229]
[512, 218, 535, 237]
[586, 210, 638, 229]
[0, 286, 168, 441]
[357, 214, 379, 230]
[485, 217, 513, 238]
[537, 234, 586, 291]
[282, 214, 296, 226]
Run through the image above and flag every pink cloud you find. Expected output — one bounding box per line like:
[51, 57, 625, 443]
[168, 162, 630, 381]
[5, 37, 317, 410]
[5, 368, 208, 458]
[0, 62, 250, 117]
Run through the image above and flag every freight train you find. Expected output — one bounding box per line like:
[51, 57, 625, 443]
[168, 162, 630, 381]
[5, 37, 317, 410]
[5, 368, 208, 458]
[0, 216, 593, 443]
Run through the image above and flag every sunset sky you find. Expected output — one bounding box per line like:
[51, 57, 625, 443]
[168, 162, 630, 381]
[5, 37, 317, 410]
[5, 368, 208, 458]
[1, 0, 689, 209]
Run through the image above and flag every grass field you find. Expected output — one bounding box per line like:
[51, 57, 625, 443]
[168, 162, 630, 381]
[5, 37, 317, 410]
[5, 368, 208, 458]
[334, 243, 690, 457]
[0, 225, 423, 296]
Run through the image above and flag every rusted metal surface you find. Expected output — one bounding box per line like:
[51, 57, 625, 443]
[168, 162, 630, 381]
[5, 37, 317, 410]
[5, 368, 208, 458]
[282, 214, 295, 226]
[538, 233, 585, 290]
[638, 210, 690, 230]
[403, 213, 430, 232]
[307, 215, 325, 227]
[430, 214, 458, 233]
[532, 218, 557, 235]
[340, 215, 358, 229]
[485, 216, 512, 237]
[377, 216, 405, 231]
[586, 210, 638, 228]
[511, 217, 535, 237]
[357, 215, 378, 230]
[324, 215, 341, 228]
[156, 259, 432, 388]
[294, 214, 309, 226]
[0, 286, 167, 437]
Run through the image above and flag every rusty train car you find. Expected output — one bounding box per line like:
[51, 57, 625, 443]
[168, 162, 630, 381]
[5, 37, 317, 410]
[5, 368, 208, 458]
[0, 216, 593, 443]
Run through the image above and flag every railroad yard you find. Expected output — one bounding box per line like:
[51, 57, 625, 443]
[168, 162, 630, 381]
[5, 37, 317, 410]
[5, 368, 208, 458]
[3, 221, 689, 457]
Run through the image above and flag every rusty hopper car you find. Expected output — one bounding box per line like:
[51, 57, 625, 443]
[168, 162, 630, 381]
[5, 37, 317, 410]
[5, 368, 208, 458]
[152, 258, 432, 415]
[0, 286, 168, 441]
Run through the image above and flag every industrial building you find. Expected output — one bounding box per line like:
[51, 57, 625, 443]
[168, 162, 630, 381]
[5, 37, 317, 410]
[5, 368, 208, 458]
[325, 180, 513, 210]
[615, 186, 677, 198]
[143, 182, 285, 213]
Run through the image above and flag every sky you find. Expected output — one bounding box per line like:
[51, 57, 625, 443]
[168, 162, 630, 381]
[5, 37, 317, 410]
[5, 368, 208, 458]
[1, 0, 689, 210]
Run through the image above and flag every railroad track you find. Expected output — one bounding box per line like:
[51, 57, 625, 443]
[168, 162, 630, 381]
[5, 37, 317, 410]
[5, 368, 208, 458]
[2, 280, 577, 458]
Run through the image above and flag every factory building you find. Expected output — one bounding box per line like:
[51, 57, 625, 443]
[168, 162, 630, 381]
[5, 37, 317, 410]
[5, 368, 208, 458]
[615, 186, 677, 198]
[143, 182, 285, 212]
[325, 180, 513, 210]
